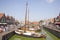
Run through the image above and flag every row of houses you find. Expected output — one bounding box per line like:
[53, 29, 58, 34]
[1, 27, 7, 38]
[43, 13, 60, 30]
[46, 13, 60, 25]
[0, 13, 18, 26]
[54, 13, 60, 24]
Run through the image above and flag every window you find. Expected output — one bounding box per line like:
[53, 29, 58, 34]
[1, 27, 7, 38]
[1, 18, 6, 23]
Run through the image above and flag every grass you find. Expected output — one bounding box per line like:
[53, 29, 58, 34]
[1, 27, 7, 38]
[9, 34, 45, 40]
[44, 30, 60, 40]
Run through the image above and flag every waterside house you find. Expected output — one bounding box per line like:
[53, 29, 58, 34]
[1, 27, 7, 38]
[0, 13, 6, 26]
[0, 13, 16, 26]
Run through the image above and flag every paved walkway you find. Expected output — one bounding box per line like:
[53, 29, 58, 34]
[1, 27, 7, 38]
[45, 25, 60, 32]
[0, 26, 17, 40]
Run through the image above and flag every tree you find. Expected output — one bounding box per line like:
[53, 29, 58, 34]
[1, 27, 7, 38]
[39, 20, 44, 26]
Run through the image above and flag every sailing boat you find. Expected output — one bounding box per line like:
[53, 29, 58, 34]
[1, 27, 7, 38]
[15, 0, 46, 38]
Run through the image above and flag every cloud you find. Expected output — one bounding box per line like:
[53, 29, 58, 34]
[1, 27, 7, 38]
[46, 0, 54, 3]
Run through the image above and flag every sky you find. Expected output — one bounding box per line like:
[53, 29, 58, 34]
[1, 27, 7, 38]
[0, 0, 60, 21]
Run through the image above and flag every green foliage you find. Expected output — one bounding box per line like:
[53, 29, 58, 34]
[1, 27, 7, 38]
[9, 34, 44, 40]
[39, 20, 44, 22]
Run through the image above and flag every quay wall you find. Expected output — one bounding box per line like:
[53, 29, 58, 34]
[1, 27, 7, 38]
[2, 31, 15, 40]
[43, 27, 60, 38]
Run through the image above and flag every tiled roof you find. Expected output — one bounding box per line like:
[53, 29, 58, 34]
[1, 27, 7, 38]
[6, 16, 14, 19]
[32, 21, 39, 25]
[0, 13, 4, 19]
[6, 16, 9, 19]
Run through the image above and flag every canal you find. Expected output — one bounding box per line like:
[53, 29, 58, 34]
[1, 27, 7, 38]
[9, 29, 60, 40]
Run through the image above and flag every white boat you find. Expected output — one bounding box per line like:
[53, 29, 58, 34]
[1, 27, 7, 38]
[15, 30, 24, 34]
[15, 29, 46, 38]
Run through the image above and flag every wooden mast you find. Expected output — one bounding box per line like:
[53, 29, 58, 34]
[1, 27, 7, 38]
[25, 0, 29, 31]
